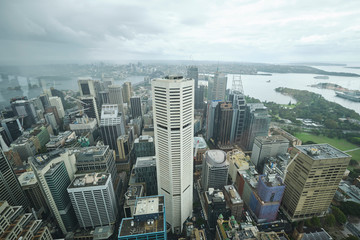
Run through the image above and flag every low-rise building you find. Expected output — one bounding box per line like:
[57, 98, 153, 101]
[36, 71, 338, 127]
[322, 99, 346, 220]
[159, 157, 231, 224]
[118, 196, 166, 240]
[123, 184, 144, 218]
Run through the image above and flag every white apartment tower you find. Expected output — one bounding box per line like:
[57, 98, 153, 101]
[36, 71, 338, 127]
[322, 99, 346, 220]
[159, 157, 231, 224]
[152, 76, 194, 234]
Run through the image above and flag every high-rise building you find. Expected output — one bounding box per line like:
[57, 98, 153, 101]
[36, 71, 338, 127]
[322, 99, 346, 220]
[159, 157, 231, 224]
[236, 165, 285, 222]
[44, 112, 59, 134]
[10, 136, 37, 162]
[11, 99, 38, 128]
[78, 77, 97, 97]
[69, 113, 98, 139]
[118, 196, 166, 240]
[229, 79, 246, 144]
[195, 85, 205, 109]
[30, 150, 77, 235]
[152, 75, 194, 233]
[201, 150, 229, 191]
[205, 100, 220, 141]
[73, 146, 117, 185]
[99, 90, 110, 105]
[101, 77, 114, 90]
[39, 94, 51, 109]
[0, 201, 53, 240]
[68, 173, 117, 229]
[100, 104, 125, 155]
[130, 156, 158, 196]
[49, 96, 65, 118]
[18, 171, 49, 218]
[281, 144, 351, 221]
[250, 135, 289, 172]
[1, 118, 22, 143]
[241, 103, 270, 151]
[213, 102, 233, 146]
[45, 106, 61, 125]
[117, 135, 130, 161]
[187, 66, 198, 89]
[130, 96, 142, 118]
[134, 135, 155, 158]
[208, 71, 227, 102]
[122, 82, 132, 105]
[80, 96, 100, 124]
[0, 148, 28, 209]
[108, 85, 125, 121]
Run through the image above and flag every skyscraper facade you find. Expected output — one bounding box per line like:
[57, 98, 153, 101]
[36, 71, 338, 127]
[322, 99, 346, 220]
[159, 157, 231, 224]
[100, 104, 125, 155]
[0, 148, 28, 209]
[281, 144, 351, 221]
[205, 100, 221, 141]
[201, 150, 229, 191]
[250, 135, 289, 172]
[80, 96, 100, 124]
[241, 103, 270, 151]
[108, 85, 125, 117]
[152, 76, 194, 233]
[30, 150, 77, 235]
[130, 96, 142, 118]
[213, 102, 233, 146]
[49, 96, 65, 119]
[208, 71, 227, 102]
[187, 66, 198, 89]
[229, 88, 246, 144]
[68, 172, 117, 229]
[122, 82, 132, 105]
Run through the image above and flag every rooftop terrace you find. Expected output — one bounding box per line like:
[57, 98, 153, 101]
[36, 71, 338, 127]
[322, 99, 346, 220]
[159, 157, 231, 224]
[296, 144, 351, 160]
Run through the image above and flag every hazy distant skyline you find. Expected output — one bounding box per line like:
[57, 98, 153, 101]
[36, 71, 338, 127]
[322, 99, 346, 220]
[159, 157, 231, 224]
[1, 0, 360, 65]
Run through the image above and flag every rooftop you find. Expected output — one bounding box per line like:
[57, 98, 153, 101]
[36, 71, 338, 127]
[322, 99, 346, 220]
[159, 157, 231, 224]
[125, 185, 144, 201]
[205, 150, 228, 167]
[68, 173, 109, 189]
[134, 156, 156, 168]
[119, 215, 164, 237]
[134, 196, 163, 216]
[255, 135, 290, 144]
[101, 104, 119, 119]
[30, 149, 66, 170]
[18, 171, 37, 186]
[135, 135, 153, 143]
[119, 196, 165, 237]
[71, 146, 109, 162]
[296, 144, 351, 160]
[224, 185, 243, 204]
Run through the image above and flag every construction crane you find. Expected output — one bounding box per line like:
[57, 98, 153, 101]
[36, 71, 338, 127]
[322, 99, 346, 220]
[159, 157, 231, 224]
[283, 151, 301, 180]
[68, 108, 90, 116]
[64, 95, 88, 106]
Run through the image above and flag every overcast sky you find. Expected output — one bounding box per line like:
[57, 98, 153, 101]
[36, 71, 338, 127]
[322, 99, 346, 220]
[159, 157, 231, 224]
[1, 0, 359, 65]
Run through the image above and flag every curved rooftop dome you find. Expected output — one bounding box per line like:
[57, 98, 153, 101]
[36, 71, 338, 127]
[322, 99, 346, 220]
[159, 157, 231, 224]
[205, 150, 228, 167]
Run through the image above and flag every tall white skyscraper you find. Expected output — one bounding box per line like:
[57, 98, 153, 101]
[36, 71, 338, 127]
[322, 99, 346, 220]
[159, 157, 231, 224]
[49, 96, 65, 118]
[109, 85, 125, 124]
[152, 76, 194, 234]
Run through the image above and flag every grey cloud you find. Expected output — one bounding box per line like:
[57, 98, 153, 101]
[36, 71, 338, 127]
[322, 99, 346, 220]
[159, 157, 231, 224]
[0, 0, 359, 64]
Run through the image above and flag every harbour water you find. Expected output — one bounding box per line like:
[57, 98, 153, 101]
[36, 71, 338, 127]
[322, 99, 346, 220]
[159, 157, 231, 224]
[1, 68, 359, 114]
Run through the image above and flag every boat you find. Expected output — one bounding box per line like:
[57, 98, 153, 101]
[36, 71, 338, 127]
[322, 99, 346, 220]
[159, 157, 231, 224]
[314, 75, 329, 79]
[335, 91, 360, 102]
[266, 80, 271, 83]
